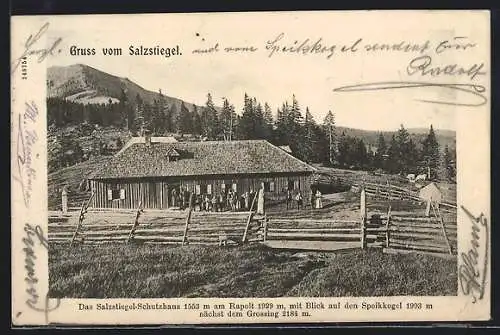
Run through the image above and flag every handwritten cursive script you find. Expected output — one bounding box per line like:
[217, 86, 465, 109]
[23, 223, 61, 322]
[13, 102, 39, 208]
[459, 206, 489, 303]
[407, 55, 486, 81]
[11, 22, 62, 75]
[333, 81, 487, 107]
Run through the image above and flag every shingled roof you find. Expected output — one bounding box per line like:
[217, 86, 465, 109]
[91, 139, 316, 180]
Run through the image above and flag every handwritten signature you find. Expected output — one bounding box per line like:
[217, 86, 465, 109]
[459, 206, 489, 303]
[333, 54, 487, 107]
[23, 223, 61, 323]
[11, 22, 62, 75]
[407, 55, 486, 81]
[13, 102, 39, 208]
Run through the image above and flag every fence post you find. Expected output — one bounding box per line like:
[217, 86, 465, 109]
[425, 199, 431, 217]
[182, 193, 194, 246]
[431, 201, 453, 255]
[385, 205, 391, 248]
[360, 188, 366, 249]
[256, 188, 265, 215]
[242, 191, 259, 243]
[263, 215, 268, 242]
[62, 187, 68, 213]
[387, 181, 392, 200]
[127, 201, 144, 243]
[70, 192, 95, 246]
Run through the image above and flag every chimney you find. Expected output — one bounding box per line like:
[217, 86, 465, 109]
[144, 130, 152, 147]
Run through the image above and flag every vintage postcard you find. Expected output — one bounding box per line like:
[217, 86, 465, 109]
[11, 11, 490, 326]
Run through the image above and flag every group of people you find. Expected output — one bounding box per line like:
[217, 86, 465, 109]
[286, 188, 323, 210]
[171, 187, 258, 212]
[171, 185, 323, 212]
[170, 187, 191, 210]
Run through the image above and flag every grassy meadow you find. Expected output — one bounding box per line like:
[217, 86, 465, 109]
[49, 243, 457, 298]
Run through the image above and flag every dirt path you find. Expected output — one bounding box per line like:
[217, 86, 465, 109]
[263, 240, 360, 252]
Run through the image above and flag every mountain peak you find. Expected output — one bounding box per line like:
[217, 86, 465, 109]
[47, 63, 202, 111]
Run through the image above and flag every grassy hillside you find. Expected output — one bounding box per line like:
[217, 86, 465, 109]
[49, 243, 457, 298]
[48, 156, 110, 210]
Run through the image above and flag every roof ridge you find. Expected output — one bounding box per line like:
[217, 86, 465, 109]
[263, 141, 318, 172]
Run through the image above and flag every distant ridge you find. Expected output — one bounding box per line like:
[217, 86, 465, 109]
[336, 126, 456, 152]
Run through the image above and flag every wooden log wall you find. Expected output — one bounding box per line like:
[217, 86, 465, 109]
[89, 173, 313, 209]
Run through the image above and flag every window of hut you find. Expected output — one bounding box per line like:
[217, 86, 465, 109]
[107, 186, 125, 201]
[165, 148, 181, 162]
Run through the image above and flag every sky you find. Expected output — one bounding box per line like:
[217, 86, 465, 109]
[36, 12, 489, 132]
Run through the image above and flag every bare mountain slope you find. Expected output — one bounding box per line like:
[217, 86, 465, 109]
[47, 63, 202, 111]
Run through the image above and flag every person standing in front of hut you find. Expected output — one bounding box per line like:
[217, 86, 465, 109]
[212, 193, 219, 212]
[179, 187, 185, 210]
[204, 194, 210, 211]
[295, 190, 303, 210]
[233, 191, 239, 211]
[286, 189, 292, 210]
[315, 189, 323, 209]
[310, 188, 315, 209]
[257, 187, 265, 215]
[171, 188, 178, 208]
[227, 189, 233, 211]
[185, 189, 191, 210]
[219, 192, 225, 212]
[243, 191, 250, 210]
[193, 193, 200, 211]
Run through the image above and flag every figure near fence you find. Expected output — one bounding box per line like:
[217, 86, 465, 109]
[315, 189, 323, 209]
[295, 190, 303, 210]
[286, 189, 293, 210]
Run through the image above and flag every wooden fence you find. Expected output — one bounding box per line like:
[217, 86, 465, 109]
[352, 181, 457, 208]
[257, 189, 457, 257]
[49, 189, 457, 257]
[49, 210, 264, 246]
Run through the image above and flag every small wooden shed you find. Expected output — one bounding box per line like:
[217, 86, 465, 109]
[418, 182, 442, 203]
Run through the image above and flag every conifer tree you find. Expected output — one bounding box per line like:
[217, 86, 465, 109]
[442, 144, 456, 181]
[420, 125, 440, 179]
[374, 133, 387, 170]
[191, 105, 202, 136]
[322, 110, 337, 166]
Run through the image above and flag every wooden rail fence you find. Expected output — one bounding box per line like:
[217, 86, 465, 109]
[352, 181, 457, 209]
[50, 204, 264, 246]
[257, 189, 457, 257]
[49, 188, 457, 257]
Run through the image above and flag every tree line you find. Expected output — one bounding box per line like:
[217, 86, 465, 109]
[47, 92, 456, 181]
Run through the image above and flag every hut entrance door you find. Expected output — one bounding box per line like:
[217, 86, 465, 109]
[161, 182, 169, 209]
